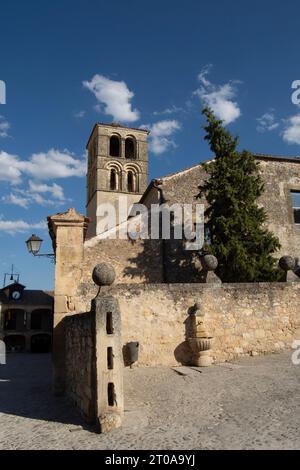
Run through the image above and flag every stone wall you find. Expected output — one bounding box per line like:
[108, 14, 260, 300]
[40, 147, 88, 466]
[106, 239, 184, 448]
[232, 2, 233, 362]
[258, 157, 300, 258]
[82, 156, 300, 285]
[142, 156, 300, 261]
[75, 281, 300, 366]
[82, 237, 164, 285]
[64, 311, 95, 422]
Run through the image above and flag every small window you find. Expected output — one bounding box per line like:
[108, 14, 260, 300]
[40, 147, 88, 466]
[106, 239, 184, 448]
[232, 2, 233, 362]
[106, 312, 113, 334]
[125, 138, 135, 159]
[107, 347, 114, 370]
[109, 136, 120, 157]
[110, 170, 117, 190]
[291, 191, 300, 224]
[108, 382, 116, 407]
[127, 171, 135, 192]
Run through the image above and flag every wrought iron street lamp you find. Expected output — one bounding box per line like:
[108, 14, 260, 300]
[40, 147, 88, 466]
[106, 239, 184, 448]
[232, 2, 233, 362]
[25, 234, 54, 258]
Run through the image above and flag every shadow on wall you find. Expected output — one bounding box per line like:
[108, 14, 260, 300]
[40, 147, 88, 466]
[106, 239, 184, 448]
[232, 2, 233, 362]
[123, 237, 201, 284]
[164, 239, 202, 283]
[123, 239, 164, 282]
[174, 307, 194, 365]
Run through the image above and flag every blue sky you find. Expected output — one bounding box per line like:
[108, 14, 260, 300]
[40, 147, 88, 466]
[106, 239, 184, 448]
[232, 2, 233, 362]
[1, 0, 300, 290]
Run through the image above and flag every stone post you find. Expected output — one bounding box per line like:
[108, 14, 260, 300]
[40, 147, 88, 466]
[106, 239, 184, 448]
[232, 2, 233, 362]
[91, 263, 124, 433]
[48, 208, 89, 395]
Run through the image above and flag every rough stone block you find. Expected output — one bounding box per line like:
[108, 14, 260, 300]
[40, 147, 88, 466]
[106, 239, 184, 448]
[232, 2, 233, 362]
[98, 412, 122, 433]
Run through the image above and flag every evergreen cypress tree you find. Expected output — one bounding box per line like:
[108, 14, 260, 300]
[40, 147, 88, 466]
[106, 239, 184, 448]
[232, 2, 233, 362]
[197, 107, 281, 282]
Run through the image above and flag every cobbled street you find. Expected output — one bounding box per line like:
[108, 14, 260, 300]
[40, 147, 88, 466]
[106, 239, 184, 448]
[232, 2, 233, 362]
[0, 351, 299, 450]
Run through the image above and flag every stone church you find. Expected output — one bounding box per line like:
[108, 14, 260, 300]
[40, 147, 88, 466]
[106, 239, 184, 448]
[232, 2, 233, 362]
[47, 120, 300, 312]
[47, 122, 300, 416]
[81, 121, 300, 283]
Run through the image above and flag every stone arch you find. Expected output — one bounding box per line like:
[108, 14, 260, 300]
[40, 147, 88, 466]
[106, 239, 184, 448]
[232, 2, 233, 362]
[110, 169, 118, 191]
[106, 161, 123, 191]
[3, 309, 25, 331]
[4, 334, 26, 352]
[31, 308, 52, 331]
[109, 134, 121, 157]
[127, 171, 136, 192]
[124, 163, 140, 193]
[125, 136, 136, 159]
[123, 162, 141, 174]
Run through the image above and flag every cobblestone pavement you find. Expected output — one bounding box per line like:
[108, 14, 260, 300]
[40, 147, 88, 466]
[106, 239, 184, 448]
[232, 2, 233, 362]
[0, 351, 299, 449]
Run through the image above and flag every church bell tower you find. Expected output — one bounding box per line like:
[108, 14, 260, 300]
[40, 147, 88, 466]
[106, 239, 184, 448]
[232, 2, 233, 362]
[86, 122, 149, 238]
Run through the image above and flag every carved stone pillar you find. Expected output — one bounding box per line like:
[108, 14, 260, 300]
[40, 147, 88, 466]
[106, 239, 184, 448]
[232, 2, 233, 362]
[48, 208, 89, 395]
[92, 263, 124, 433]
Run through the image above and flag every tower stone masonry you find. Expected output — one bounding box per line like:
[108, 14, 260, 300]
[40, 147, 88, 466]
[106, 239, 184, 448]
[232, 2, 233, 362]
[86, 122, 149, 238]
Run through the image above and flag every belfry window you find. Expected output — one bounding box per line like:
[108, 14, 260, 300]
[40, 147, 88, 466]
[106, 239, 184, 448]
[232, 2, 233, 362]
[109, 136, 120, 157]
[110, 170, 117, 190]
[127, 171, 135, 192]
[125, 138, 135, 159]
[291, 191, 300, 224]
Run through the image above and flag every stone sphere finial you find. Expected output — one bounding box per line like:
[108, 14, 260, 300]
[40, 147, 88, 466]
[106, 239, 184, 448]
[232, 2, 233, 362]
[201, 254, 218, 271]
[92, 263, 116, 286]
[193, 301, 205, 317]
[279, 256, 296, 272]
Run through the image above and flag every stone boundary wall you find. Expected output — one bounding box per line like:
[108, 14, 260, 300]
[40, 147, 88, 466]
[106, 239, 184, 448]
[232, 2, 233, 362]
[63, 294, 124, 431]
[98, 282, 300, 365]
[63, 281, 300, 406]
[64, 311, 96, 422]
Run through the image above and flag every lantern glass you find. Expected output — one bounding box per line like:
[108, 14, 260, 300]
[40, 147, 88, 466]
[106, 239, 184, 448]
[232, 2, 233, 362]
[26, 234, 43, 255]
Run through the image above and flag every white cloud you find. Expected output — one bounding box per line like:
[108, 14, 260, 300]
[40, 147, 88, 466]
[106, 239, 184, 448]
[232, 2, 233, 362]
[2, 181, 67, 209]
[282, 115, 300, 145]
[143, 120, 181, 155]
[74, 110, 86, 118]
[256, 111, 279, 132]
[0, 149, 81, 208]
[0, 217, 46, 235]
[29, 193, 56, 206]
[0, 151, 23, 184]
[153, 105, 184, 116]
[83, 74, 140, 122]
[20, 149, 86, 180]
[0, 149, 86, 184]
[2, 193, 30, 209]
[194, 65, 241, 125]
[0, 115, 10, 138]
[28, 180, 65, 200]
